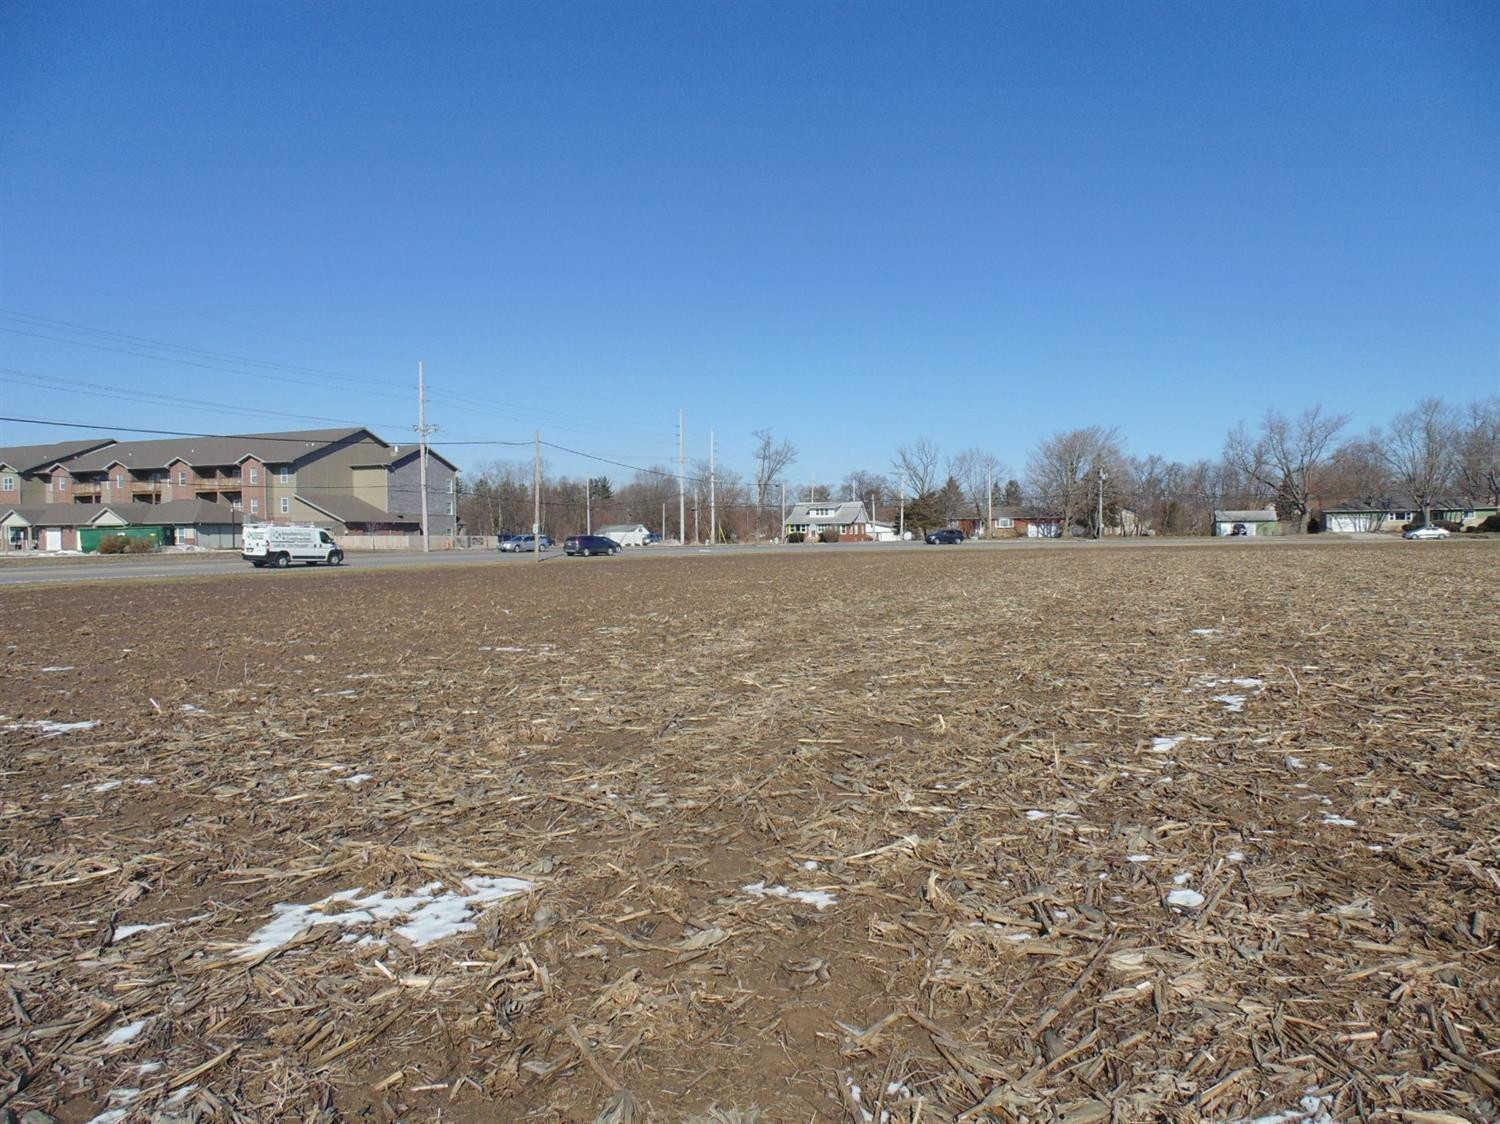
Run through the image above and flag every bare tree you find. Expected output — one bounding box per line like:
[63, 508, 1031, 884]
[949, 448, 1004, 526]
[751, 429, 797, 539]
[892, 438, 941, 498]
[1377, 398, 1455, 526]
[1223, 406, 1349, 532]
[1026, 426, 1122, 532]
[1456, 397, 1500, 508]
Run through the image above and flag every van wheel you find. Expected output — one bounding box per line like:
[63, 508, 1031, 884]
[581, 547, 591, 557]
[274, 552, 290, 569]
[611, 547, 620, 555]
[329, 551, 343, 566]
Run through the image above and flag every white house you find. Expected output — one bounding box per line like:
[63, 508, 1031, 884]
[783, 502, 871, 541]
[598, 523, 652, 546]
[1212, 509, 1280, 537]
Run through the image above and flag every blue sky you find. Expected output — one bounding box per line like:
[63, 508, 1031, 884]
[2, 0, 1495, 487]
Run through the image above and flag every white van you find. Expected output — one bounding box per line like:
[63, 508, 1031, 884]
[242, 523, 345, 568]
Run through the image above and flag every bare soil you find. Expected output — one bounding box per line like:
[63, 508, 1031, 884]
[2, 541, 1497, 1122]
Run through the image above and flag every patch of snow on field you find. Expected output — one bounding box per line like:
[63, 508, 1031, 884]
[742, 881, 837, 910]
[240, 877, 532, 957]
[102, 1018, 149, 1046]
[1212, 694, 1246, 713]
[114, 922, 170, 941]
[1322, 814, 1357, 827]
[1025, 809, 1048, 820]
[1151, 735, 1185, 752]
[1166, 888, 1205, 908]
[40, 666, 74, 672]
[3, 718, 100, 737]
[1227, 851, 1245, 862]
[1190, 628, 1217, 636]
[93, 780, 123, 792]
[343, 773, 373, 786]
[1228, 1092, 1336, 1124]
[1127, 854, 1152, 863]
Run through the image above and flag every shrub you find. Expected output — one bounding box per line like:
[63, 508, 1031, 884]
[96, 535, 129, 554]
[123, 537, 156, 553]
[1467, 513, 1500, 533]
[819, 530, 840, 543]
[785, 532, 804, 544]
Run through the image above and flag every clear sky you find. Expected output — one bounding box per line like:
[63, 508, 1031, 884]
[2, 0, 1496, 488]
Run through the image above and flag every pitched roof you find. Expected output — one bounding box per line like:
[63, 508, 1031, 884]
[1213, 509, 1280, 521]
[295, 492, 421, 526]
[64, 428, 376, 473]
[995, 506, 1062, 521]
[1, 500, 242, 526]
[785, 502, 869, 525]
[0, 439, 116, 473]
[1321, 495, 1495, 513]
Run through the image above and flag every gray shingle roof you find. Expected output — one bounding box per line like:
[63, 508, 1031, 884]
[0, 439, 117, 473]
[296, 493, 421, 526]
[1213, 509, 1279, 522]
[64, 429, 374, 473]
[784, 502, 870, 526]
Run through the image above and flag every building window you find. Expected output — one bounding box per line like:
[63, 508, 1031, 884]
[448, 499, 455, 515]
[1, 475, 13, 492]
[57, 476, 67, 491]
[250, 498, 259, 514]
[115, 474, 125, 488]
[248, 467, 259, 484]
[447, 477, 455, 493]
[279, 467, 290, 483]
[279, 497, 289, 514]
[178, 470, 187, 484]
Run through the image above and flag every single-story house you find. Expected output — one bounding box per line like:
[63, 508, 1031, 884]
[1212, 509, 1280, 537]
[1320, 497, 1498, 533]
[990, 506, 1065, 538]
[784, 501, 871, 540]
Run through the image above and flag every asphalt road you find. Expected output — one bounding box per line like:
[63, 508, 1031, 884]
[0, 533, 1442, 587]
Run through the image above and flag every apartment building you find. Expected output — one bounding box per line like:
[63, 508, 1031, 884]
[1, 428, 460, 550]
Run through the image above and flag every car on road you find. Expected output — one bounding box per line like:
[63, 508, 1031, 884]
[563, 535, 621, 556]
[500, 535, 554, 552]
[925, 528, 965, 545]
[1402, 525, 1449, 540]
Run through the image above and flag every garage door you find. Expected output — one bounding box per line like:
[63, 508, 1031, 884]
[44, 530, 62, 551]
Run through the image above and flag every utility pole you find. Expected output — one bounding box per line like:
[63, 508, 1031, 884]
[779, 482, 785, 539]
[661, 501, 666, 543]
[1096, 464, 1107, 540]
[585, 476, 591, 535]
[416, 361, 434, 552]
[677, 410, 686, 546]
[899, 489, 905, 539]
[533, 430, 542, 561]
[693, 486, 700, 544]
[986, 469, 993, 541]
[708, 429, 716, 546]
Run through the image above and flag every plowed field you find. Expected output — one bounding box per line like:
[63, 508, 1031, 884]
[3, 541, 1497, 1122]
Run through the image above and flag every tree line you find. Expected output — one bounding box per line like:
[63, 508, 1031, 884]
[457, 396, 1499, 540]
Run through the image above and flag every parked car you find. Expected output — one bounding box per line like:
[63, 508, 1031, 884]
[564, 535, 621, 556]
[1403, 525, 1449, 540]
[925, 528, 965, 545]
[496, 534, 521, 551]
[501, 534, 554, 552]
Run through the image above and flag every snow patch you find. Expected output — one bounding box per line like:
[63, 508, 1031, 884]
[93, 780, 123, 792]
[741, 881, 837, 910]
[1166, 888, 1205, 909]
[1232, 1092, 1336, 1124]
[102, 1018, 149, 1046]
[1150, 735, 1185, 752]
[1212, 694, 1246, 713]
[1322, 814, 1357, 827]
[1126, 854, 1153, 863]
[113, 922, 170, 941]
[3, 718, 99, 737]
[343, 773, 373, 786]
[239, 876, 532, 958]
[1226, 851, 1245, 862]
